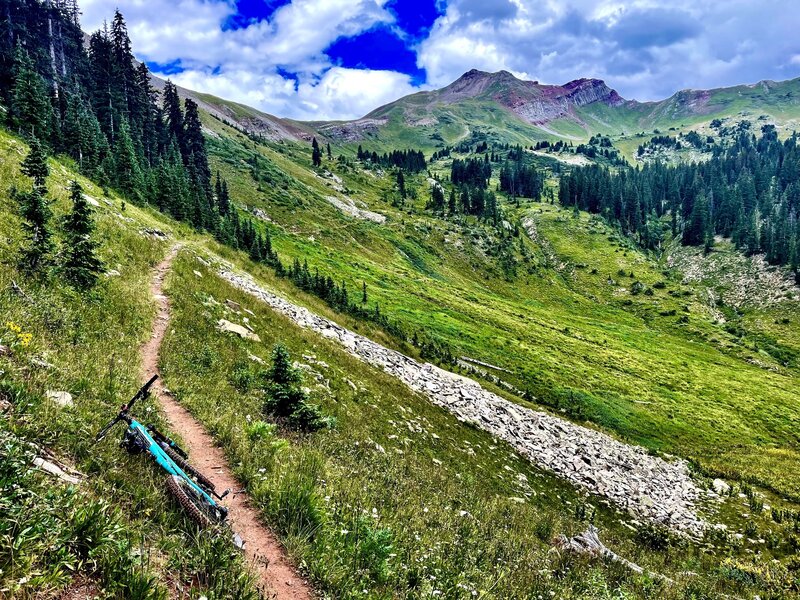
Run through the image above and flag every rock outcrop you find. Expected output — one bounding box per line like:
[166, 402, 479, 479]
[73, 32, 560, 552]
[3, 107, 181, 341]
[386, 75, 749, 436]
[220, 269, 707, 535]
[326, 196, 386, 223]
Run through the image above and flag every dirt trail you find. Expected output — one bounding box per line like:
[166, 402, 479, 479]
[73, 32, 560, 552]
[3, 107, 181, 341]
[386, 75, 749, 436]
[140, 245, 313, 600]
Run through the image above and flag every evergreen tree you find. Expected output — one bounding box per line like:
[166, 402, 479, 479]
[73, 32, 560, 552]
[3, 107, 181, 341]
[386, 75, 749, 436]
[21, 136, 50, 192]
[397, 169, 406, 198]
[112, 118, 143, 202]
[17, 143, 54, 273]
[448, 187, 457, 214]
[10, 46, 52, 140]
[162, 80, 183, 146]
[683, 192, 712, 248]
[61, 180, 103, 289]
[18, 186, 53, 273]
[182, 98, 211, 195]
[311, 137, 322, 167]
[262, 344, 327, 430]
[88, 26, 116, 139]
[429, 183, 445, 212]
[326, 142, 332, 160]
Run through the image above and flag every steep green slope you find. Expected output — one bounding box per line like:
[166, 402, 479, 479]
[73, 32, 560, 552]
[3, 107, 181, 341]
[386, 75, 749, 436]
[158, 243, 799, 599]
[199, 111, 800, 503]
[3, 116, 799, 597]
[0, 130, 258, 597]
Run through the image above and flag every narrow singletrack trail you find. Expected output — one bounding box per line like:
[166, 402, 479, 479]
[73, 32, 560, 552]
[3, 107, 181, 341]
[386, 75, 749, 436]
[140, 245, 313, 600]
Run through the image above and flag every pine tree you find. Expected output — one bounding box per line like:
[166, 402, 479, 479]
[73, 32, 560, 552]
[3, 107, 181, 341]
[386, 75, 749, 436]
[264, 343, 303, 415]
[362, 281, 367, 303]
[683, 192, 712, 248]
[88, 26, 116, 139]
[21, 137, 50, 192]
[162, 80, 183, 146]
[311, 137, 322, 167]
[397, 169, 406, 199]
[11, 46, 52, 140]
[326, 142, 332, 160]
[17, 141, 55, 274]
[182, 98, 211, 196]
[61, 180, 103, 289]
[112, 118, 143, 202]
[18, 187, 53, 273]
[219, 178, 231, 216]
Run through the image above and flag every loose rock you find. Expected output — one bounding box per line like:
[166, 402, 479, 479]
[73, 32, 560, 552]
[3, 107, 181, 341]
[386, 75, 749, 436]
[46, 390, 73, 408]
[217, 319, 261, 342]
[220, 269, 706, 535]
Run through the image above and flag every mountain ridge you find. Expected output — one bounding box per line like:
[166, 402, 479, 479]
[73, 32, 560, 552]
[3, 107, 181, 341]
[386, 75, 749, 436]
[175, 67, 800, 148]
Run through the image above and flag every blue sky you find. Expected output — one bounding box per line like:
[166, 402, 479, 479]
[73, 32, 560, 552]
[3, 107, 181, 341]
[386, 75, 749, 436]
[79, 0, 800, 121]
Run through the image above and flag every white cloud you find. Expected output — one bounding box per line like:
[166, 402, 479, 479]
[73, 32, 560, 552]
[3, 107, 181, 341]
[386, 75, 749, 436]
[171, 66, 418, 120]
[78, 0, 415, 119]
[296, 67, 419, 120]
[418, 0, 800, 101]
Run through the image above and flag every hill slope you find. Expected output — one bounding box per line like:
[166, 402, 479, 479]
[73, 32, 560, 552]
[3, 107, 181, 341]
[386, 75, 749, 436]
[290, 71, 800, 149]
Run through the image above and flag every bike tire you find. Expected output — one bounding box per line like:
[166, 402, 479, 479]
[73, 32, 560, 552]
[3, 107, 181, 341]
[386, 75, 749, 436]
[165, 474, 223, 528]
[161, 444, 216, 492]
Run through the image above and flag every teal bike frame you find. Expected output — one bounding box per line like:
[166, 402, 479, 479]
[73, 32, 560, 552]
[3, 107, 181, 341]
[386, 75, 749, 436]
[95, 374, 228, 523]
[126, 416, 221, 509]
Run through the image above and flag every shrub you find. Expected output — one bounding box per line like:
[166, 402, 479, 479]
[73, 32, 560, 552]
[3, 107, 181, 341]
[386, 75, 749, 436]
[630, 281, 645, 295]
[246, 420, 276, 441]
[635, 523, 673, 551]
[262, 344, 332, 432]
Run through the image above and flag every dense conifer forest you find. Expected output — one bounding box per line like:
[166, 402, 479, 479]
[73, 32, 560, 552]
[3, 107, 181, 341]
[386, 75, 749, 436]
[1, 0, 459, 363]
[559, 124, 800, 279]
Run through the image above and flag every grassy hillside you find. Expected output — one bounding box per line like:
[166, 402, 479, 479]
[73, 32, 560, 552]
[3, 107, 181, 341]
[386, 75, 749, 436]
[200, 111, 800, 503]
[3, 109, 800, 596]
[0, 130, 258, 597]
[159, 245, 800, 598]
[298, 72, 800, 155]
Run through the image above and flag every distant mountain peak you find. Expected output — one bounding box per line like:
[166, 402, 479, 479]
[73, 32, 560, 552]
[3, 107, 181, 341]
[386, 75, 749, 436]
[434, 70, 625, 124]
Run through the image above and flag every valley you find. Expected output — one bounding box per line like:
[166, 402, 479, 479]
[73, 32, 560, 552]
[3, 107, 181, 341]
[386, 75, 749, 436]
[2, 2, 800, 598]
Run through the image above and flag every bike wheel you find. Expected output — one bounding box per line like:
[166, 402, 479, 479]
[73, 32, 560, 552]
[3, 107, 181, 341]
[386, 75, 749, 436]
[165, 474, 224, 528]
[161, 444, 216, 492]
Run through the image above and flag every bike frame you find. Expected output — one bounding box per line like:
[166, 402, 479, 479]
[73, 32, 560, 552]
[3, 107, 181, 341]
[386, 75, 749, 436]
[126, 416, 221, 511]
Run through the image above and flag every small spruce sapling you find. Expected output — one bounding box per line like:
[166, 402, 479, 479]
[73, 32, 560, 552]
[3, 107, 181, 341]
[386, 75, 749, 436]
[263, 344, 332, 431]
[17, 139, 53, 273]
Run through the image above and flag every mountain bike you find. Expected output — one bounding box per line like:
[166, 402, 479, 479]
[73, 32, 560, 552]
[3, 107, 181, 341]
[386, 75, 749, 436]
[95, 374, 229, 527]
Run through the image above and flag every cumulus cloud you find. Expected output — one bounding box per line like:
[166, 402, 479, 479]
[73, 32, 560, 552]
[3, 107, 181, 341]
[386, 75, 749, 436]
[78, 0, 800, 119]
[79, 0, 413, 119]
[170, 66, 418, 120]
[418, 0, 800, 101]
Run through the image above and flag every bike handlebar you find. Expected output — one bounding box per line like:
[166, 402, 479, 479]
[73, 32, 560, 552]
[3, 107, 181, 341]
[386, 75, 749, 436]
[94, 374, 159, 442]
[125, 374, 158, 413]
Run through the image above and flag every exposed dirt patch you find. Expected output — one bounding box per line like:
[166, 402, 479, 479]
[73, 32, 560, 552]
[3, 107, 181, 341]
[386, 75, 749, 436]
[141, 245, 313, 600]
[52, 577, 101, 600]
